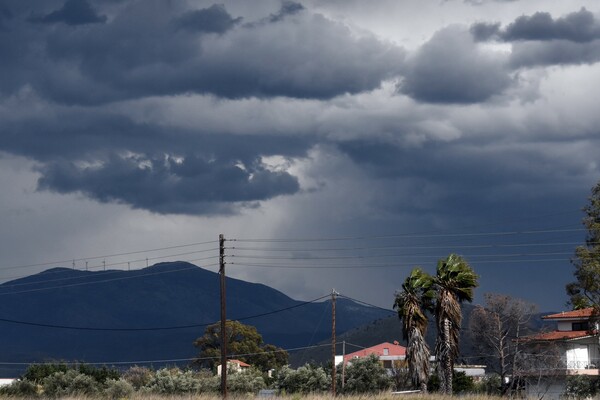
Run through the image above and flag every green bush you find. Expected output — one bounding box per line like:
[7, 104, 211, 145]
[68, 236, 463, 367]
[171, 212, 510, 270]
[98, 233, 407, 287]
[473, 373, 502, 395]
[565, 375, 600, 399]
[228, 368, 266, 394]
[122, 365, 153, 389]
[0, 379, 39, 397]
[22, 363, 69, 383]
[42, 369, 101, 397]
[275, 364, 331, 394]
[142, 367, 204, 394]
[342, 354, 392, 394]
[104, 378, 134, 399]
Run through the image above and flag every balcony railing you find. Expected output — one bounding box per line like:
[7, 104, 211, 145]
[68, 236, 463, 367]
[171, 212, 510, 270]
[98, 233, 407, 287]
[565, 359, 600, 369]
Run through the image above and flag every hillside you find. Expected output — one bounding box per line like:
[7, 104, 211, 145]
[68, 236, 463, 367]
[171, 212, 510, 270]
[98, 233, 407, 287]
[0, 262, 393, 377]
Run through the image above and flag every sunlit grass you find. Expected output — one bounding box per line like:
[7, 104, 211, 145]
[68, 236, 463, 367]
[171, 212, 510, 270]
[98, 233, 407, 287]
[9, 394, 504, 400]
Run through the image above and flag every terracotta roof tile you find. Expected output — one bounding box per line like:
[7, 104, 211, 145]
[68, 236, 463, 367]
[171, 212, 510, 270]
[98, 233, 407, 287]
[521, 330, 594, 342]
[542, 308, 595, 320]
[344, 342, 406, 362]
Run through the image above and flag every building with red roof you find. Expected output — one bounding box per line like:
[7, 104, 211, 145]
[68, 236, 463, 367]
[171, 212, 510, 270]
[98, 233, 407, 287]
[339, 341, 406, 370]
[519, 307, 600, 400]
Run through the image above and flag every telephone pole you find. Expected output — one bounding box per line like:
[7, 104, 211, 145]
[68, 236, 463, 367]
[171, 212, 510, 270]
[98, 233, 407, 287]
[219, 234, 227, 399]
[331, 289, 338, 396]
[341, 340, 346, 391]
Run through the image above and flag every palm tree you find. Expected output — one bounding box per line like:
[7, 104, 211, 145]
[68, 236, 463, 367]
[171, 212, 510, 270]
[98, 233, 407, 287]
[433, 254, 478, 395]
[394, 268, 435, 392]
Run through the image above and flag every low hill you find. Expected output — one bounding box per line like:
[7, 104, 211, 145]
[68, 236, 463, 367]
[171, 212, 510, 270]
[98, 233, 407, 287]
[0, 262, 393, 377]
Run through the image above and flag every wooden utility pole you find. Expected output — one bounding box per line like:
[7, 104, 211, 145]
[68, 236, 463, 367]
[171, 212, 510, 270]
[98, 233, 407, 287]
[219, 234, 227, 399]
[331, 289, 338, 396]
[341, 340, 346, 391]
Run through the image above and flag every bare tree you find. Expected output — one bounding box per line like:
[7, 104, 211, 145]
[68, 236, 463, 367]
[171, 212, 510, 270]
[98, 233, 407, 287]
[468, 293, 537, 395]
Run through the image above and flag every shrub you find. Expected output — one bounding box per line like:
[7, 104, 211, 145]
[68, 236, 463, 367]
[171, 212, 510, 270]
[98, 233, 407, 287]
[42, 369, 101, 397]
[0, 379, 39, 397]
[122, 365, 153, 389]
[142, 367, 203, 394]
[565, 375, 600, 399]
[275, 364, 331, 394]
[104, 378, 134, 399]
[228, 368, 266, 394]
[22, 363, 69, 383]
[342, 354, 392, 394]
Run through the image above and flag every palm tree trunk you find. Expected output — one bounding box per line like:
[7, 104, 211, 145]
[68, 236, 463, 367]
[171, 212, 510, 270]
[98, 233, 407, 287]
[444, 317, 453, 395]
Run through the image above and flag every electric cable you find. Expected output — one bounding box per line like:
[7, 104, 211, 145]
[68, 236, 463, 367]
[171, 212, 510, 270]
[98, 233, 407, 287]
[0, 294, 330, 331]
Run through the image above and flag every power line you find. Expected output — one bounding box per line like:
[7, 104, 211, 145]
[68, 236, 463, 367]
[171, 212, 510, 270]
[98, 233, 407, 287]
[0, 343, 335, 367]
[229, 257, 571, 269]
[0, 263, 219, 296]
[0, 294, 330, 331]
[0, 240, 218, 272]
[231, 228, 585, 243]
[227, 241, 594, 253]
[0, 253, 220, 289]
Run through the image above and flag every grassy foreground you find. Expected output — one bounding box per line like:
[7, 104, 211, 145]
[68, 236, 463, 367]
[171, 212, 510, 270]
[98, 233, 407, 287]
[0, 395, 503, 400]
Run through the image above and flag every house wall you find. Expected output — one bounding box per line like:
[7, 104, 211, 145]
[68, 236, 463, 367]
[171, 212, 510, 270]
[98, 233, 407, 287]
[558, 321, 573, 331]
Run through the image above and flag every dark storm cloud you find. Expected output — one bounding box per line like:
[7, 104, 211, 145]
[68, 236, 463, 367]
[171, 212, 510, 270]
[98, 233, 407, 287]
[269, 1, 305, 22]
[37, 154, 300, 215]
[175, 4, 242, 34]
[29, 0, 107, 25]
[398, 26, 511, 104]
[470, 8, 600, 68]
[1, 110, 314, 215]
[509, 40, 600, 68]
[0, 1, 404, 104]
[502, 8, 600, 43]
[470, 22, 501, 42]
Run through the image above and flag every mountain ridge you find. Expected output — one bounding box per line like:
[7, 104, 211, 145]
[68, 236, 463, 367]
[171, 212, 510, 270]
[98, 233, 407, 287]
[0, 261, 393, 376]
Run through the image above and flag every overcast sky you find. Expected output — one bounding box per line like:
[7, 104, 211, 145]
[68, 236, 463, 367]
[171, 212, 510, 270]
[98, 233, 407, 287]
[1, 0, 599, 312]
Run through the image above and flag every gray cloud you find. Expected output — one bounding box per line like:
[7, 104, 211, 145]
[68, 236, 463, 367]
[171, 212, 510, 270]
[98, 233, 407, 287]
[502, 8, 600, 43]
[470, 8, 600, 68]
[399, 26, 511, 103]
[510, 40, 600, 68]
[0, 1, 404, 104]
[1, 108, 314, 215]
[470, 22, 501, 42]
[29, 0, 107, 25]
[175, 4, 242, 34]
[37, 154, 300, 215]
[269, 1, 305, 22]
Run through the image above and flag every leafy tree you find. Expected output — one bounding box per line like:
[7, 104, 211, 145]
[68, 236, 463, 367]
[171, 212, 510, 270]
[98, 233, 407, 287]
[432, 254, 478, 395]
[468, 293, 537, 395]
[394, 267, 434, 392]
[194, 320, 288, 372]
[567, 181, 600, 309]
[342, 354, 392, 394]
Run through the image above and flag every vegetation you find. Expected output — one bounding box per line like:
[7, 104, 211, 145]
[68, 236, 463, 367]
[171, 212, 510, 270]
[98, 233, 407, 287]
[432, 254, 479, 395]
[468, 293, 536, 395]
[394, 267, 434, 392]
[341, 354, 392, 394]
[193, 320, 288, 372]
[567, 180, 600, 309]
[394, 254, 478, 395]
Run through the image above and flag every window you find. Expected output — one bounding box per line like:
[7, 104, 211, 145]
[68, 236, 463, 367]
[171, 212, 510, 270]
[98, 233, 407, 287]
[383, 348, 389, 355]
[573, 322, 590, 331]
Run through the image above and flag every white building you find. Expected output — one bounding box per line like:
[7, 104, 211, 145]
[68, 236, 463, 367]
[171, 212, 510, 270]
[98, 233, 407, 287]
[520, 307, 600, 399]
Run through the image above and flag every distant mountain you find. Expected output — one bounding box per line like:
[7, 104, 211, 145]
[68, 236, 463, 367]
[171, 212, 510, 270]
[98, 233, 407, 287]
[0, 262, 393, 377]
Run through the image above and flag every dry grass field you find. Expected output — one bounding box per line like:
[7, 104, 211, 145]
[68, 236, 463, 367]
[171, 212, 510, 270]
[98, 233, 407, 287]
[6, 394, 503, 400]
